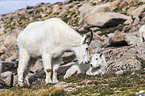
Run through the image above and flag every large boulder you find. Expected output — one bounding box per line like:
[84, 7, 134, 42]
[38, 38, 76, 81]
[79, 3, 113, 24]
[86, 12, 132, 27]
[107, 42, 145, 74]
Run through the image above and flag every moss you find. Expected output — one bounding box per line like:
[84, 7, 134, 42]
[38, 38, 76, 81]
[91, 2, 97, 6]
[69, 5, 73, 9]
[46, 69, 52, 72]
[100, 89, 114, 95]
[50, 87, 66, 96]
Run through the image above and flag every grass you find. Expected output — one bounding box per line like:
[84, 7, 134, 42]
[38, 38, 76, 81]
[0, 69, 145, 95]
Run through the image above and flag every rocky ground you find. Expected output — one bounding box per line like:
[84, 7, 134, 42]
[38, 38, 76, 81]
[0, 0, 145, 94]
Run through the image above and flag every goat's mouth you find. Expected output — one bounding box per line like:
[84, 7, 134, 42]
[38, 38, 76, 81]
[81, 61, 90, 64]
[90, 65, 101, 73]
[90, 65, 101, 68]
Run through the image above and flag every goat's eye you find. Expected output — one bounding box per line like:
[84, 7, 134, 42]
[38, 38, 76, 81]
[96, 58, 98, 60]
[86, 48, 88, 51]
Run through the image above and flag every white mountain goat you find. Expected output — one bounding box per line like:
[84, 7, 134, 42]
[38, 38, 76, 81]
[139, 25, 145, 43]
[64, 53, 107, 79]
[17, 18, 93, 86]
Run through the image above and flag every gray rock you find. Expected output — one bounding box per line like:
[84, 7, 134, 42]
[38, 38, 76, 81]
[1, 71, 13, 86]
[130, 4, 145, 18]
[125, 32, 141, 45]
[88, 40, 102, 53]
[107, 43, 145, 73]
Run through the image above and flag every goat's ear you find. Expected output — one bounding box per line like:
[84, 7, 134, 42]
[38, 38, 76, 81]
[82, 35, 87, 44]
[100, 53, 103, 57]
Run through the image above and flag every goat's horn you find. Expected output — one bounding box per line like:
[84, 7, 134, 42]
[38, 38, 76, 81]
[87, 29, 93, 45]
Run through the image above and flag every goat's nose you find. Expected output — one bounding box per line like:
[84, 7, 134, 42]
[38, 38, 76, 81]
[85, 61, 89, 64]
[90, 64, 93, 67]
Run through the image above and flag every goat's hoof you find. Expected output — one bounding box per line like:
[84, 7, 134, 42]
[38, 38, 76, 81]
[18, 82, 25, 87]
[46, 83, 55, 85]
[53, 80, 59, 84]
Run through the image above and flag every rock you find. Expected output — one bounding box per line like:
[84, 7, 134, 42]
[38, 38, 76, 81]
[0, 31, 11, 41]
[0, 25, 4, 35]
[13, 75, 18, 86]
[110, 1, 119, 10]
[79, 3, 113, 24]
[52, 4, 60, 14]
[107, 42, 145, 73]
[11, 28, 23, 38]
[79, 3, 93, 23]
[63, 52, 74, 58]
[109, 32, 127, 46]
[0, 42, 6, 53]
[141, 0, 145, 2]
[108, 52, 142, 73]
[136, 90, 145, 95]
[28, 70, 45, 85]
[126, 6, 136, 15]
[125, 32, 141, 45]
[4, 53, 17, 62]
[119, 1, 128, 8]
[130, 4, 145, 18]
[4, 35, 17, 46]
[2, 61, 16, 72]
[86, 12, 132, 27]
[58, 5, 69, 16]
[89, 3, 113, 13]
[1, 71, 13, 86]
[2, 40, 18, 62]
[54, 81, 72, 88]
[62, 52, 75, 64]
[30, 59, 43, 73]
[88, 40, 102, 53]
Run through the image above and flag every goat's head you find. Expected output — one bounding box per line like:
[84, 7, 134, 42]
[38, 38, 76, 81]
[75, 30, 93, 64]
[89, 53, 105, 68]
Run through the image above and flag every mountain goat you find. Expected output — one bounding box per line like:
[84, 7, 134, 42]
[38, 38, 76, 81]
[64, 53, 107, 79]
[17, 18, 93, 86]
[139, 25, 145, 43]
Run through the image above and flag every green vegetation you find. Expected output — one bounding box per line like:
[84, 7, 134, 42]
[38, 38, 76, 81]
[0, 69, 144, 95]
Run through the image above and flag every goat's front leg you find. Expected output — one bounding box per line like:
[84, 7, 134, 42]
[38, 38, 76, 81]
[42, 54, 52, 84]
[17, 48, 30, 87]
[52, 56, 62, 83]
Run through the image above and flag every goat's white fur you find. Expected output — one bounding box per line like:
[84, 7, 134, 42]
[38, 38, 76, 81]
[64, 53, 107, 79]
[139, 25, 145, 43]
[17, 18, 89, 86]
